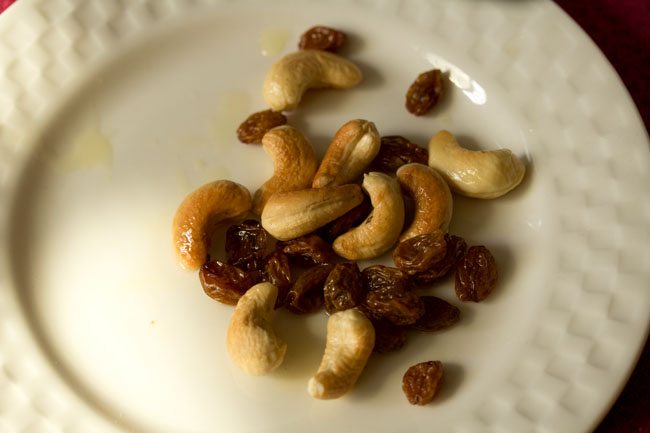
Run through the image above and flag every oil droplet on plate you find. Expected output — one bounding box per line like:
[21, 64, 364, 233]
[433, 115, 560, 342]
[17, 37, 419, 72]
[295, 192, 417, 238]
[259, 28, 291, 57]
[51, 121, 112, 172]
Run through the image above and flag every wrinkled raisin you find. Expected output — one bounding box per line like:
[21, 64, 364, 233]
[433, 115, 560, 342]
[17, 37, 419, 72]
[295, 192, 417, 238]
[455, 245, 497, 302]
[319, 197, 371, 242]
[225, 220, 272, 272]
[298, 26, 347, 52]
[393, 231, 447, 275]
[410, 296, 460, 332]
[370, 136, 428, 173]
[364, 286, 424, 326]
[236, 109, 287, 144]
[199, 259, 262, 305]
[413, 234, 467, 285]
[372, 320, 408, 354]
[277, 234, 335, 266]
[405, 69, 443, 116]
[402, 361, 443, 405]
[286, 264, 334, 314]
[323, 262, 365, 314]
[264, 251, 291, 308]
[361, 265, 411, 293]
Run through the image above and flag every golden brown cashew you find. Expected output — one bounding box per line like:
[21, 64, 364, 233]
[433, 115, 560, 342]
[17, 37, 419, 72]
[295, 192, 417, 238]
[312, 119, 381, 188]
[172, 180, 252, 270]
[226, 282, 287, 375]
[263, 50, 363, 111]
[428, 130, 526, 199]
[261, 184, 364, 241]
[308, 308, 375, 399]
[333, 172, 405, 260]
[397, 163, 453, 241]
[253, 125, 319, 215]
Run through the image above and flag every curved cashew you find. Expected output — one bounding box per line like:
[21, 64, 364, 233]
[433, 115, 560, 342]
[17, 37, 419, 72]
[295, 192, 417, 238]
[261, 184, 363, 241]
[226, 282, 287, 375]
[263, 50, 363, 111]
[172, 180, 252, 270]
[397, 163, 453, 241]
[253, 125, 319, 215]
[333, 172, 405, 260]
[312, 119, 380, 188]
[308, 308, 375, 399]
[428, 130, 526, 199]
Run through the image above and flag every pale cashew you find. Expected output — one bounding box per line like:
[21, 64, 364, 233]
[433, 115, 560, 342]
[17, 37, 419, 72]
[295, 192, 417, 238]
[261, 184, 363, 241]
[172, 180, 251, 270]
[253, 125, 319, 215]
[397, 163, 453, 241]
[226, 282, 287, 375]
[308, 308, 375, 399]
[312, 119, 380, 188]
[263, 50, 363, 111]
[428, 130, 526, 199]
[333, 172, 405, 260]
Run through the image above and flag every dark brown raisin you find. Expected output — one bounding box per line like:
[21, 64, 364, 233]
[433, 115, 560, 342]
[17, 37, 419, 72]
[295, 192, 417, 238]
[413, 234, 467, 285]
[364, 286, 424, 326]
[372, 320, 408, 354]
[319, 197, 372, 242]
[298, 26, 347, 52]
[402, 361, 444, 405]
[264, 251, 292, 308]
[286, 264, 334, 314]
[323, 262, 365, 314]
[405, 69, 443, 116]
[199, 259, 262, 305]
[236, 109, 287, 144]
[410, 296, 460, 332]
[370, 136, 429, 173]
[277, 234, 335, 266]
[361, 265, 411, 293]
[225, 220, 272, 272]
[455, 245, 497, 302]
[393, 231, 447, 275]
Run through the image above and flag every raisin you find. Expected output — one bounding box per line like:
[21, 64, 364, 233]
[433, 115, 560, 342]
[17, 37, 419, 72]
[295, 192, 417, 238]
[236, 109, 287, 144]
[361, 265, 411, 293]
[199, 259, 262, 305]
[405, 69, 443, 116]
[225, 220, 272, 272]
[323, 262, 365, 314]
[410, 296, 460, 332]
[413, 234, 467, 285]
[402, 361, 444, 405]
[277, 234, 335, 266]
[298, 26, 347, 52]
[372, 320, 408, 354]
[393, 231, 447, 275]
[455, 245, 497, 302]
[264, 251, 292, 308]
[286, 264, 334, 314]
[364, 286, 424, 326]
[370, 136, 428, 173]
[319, 197, 372, 242]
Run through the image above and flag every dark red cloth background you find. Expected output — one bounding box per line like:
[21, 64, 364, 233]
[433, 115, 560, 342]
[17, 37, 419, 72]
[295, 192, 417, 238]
[0, 0, 648, 432]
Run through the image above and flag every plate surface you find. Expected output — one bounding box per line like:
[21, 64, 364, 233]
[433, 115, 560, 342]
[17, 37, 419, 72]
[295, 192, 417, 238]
[0, 1, 649, 433]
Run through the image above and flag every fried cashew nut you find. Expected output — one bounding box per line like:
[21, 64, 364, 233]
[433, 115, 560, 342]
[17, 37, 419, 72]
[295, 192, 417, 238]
[312, 119, 381, 188]
[172, 180, 252, 270]
[253, 125, 319, 215]
[428, 130, 526, 199]
[397, 163, 453, 241]
[263, 50, 363, 111]
[261, 184, 364, 241]
[333, 172, 405, 260]
[226, 282, 287, 375]
[308, 308, 375, 399]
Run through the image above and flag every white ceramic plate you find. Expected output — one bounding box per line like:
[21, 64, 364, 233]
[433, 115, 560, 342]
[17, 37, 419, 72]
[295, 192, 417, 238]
[1, 1, 648, 432]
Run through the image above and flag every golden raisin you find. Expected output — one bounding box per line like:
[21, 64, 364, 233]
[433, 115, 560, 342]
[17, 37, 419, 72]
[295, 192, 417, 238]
[455, 245, 497, 302]
[236, 109, 287, 144]
[402, 361, 444, 405]
[370, 136, 428, 173]
[405, 69, 443, 116]
[298, 26, 347, 52]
